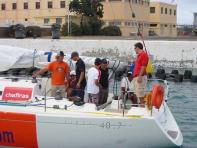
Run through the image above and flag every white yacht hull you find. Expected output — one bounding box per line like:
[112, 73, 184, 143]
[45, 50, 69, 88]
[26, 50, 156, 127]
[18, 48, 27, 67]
[36, 115, 180, 148]
[0, 76, 183, 148]
[0, 103, 182, 148]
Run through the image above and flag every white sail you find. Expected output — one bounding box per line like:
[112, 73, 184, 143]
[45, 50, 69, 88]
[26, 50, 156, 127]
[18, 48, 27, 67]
[0, 45, 127, 72]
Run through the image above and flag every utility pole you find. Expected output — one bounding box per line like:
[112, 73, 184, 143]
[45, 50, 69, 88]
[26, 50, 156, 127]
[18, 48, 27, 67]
[67, 1, 70, 36]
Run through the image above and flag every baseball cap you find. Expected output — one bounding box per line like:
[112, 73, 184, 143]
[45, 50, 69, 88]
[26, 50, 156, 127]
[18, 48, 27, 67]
[70, 70, 76, 76]
[127, 71, 133, 76]
[71, 51, 79, 59]
[101, 58, 108, 64]
[94, 58, 102, 66]
[57, 51, 64, 56]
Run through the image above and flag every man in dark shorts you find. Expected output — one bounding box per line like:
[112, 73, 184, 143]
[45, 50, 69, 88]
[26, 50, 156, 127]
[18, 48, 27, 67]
[87, 58, 102, 105]
[71, 52, 87, 101]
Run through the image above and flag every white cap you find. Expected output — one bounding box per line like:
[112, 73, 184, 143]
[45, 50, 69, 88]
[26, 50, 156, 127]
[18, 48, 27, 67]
[70, 70, 76, 76]
[127, 71, 133, 75]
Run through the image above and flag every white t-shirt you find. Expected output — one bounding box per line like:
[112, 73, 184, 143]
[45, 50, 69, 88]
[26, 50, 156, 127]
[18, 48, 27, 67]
[121, 77, 134, 92]
[87, 67, 100, 94]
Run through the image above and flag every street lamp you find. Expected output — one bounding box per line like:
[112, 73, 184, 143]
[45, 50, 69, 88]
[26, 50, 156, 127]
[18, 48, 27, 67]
[67, 0, 71, 36]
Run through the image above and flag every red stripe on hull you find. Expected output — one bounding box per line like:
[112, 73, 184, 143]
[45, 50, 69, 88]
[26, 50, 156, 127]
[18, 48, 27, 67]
[0, 111, 38, 148]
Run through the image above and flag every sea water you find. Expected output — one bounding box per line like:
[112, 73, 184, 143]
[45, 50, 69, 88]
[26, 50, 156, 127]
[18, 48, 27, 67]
[110, 81, 197, 148]
[167, 82, 197, 148]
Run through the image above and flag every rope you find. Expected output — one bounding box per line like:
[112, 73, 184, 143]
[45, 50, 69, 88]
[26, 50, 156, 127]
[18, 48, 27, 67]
[137, 26, 148, 53]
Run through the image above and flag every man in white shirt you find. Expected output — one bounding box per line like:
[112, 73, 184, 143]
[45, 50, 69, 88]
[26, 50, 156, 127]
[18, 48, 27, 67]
[121, 71, 137, 105]
[87, 58, 102, 105]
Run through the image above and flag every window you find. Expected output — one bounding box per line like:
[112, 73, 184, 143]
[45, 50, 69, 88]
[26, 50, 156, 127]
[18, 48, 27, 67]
[150, 24, 157, 27]
[174, 10, 176, 16]
[44, 18, 50, 25]
[109, 21, 121, 26]
[125, 21, 132, 27]
[1, 3, 5, 10]
[161, 7, 163, 14]
[56, 18, 62, 24]
[48, 1, 53, 8]
[12, 3, 17, 10]
[109, 0, 121, 1]
[60, 1, 65, 8]
[36, 2, 40, 9]
[24, 2, 28, 9]
[165, 8, 167, 14]
[150, 7, 155, 13]
[170, 9, 172, 15]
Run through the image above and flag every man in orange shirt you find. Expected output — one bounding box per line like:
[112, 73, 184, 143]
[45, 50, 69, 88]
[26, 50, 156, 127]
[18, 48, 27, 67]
[33, 51, 70, 98]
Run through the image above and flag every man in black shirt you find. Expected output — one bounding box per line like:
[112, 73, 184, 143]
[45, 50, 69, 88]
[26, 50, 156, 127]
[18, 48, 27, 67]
[71, 52, 87, 101]
[99, 59, 109, 105]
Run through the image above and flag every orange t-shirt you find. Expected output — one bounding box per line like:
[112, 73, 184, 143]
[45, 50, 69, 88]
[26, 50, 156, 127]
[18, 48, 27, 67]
[47, 61, 69, 85]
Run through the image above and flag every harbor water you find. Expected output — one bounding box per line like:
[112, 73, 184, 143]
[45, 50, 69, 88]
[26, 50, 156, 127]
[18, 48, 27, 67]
[167, 82, 197, 148]
[109, 80, 197, 148]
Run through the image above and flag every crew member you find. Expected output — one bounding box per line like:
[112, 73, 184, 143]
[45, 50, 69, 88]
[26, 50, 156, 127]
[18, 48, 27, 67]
[133, 42, 149, 105]
[87, 58, 102, 105]
[33, 51, 70, 98]
[71, 52, 87, 101]
[99, 59, 109, 105]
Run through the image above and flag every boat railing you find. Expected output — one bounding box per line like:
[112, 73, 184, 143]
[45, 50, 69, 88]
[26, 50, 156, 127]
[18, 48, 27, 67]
[120, 78, 168, 117]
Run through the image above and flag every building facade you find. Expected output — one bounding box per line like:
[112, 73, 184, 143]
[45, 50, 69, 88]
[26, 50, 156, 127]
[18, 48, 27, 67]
[194, 13, 197, 29]
[0, 0, 75, 26]
[0, 0, 177, 37]
[149, 2, 177, 37]
[102, 0, 150, 37]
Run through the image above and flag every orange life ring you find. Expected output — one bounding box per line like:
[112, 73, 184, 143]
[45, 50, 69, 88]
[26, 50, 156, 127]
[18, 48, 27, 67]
[151, 84, 164, 109]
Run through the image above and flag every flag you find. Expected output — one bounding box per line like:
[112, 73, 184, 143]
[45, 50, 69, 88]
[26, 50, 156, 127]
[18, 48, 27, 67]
[146, 59, 154, 74]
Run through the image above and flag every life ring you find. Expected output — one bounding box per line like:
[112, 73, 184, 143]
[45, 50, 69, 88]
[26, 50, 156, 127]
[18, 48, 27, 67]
[151, 84, 164, 109]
